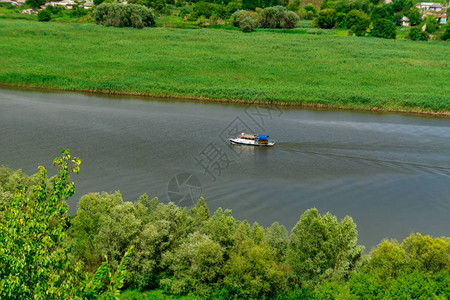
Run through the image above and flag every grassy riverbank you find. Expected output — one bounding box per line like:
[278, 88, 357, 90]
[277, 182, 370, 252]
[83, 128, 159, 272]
[1, 19, 449, 113]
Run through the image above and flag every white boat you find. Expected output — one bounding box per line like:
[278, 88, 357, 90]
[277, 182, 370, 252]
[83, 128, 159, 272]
[229, 133, 275, 147]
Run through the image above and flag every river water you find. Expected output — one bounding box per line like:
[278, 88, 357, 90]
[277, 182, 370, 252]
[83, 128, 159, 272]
[1, 88, 449, 249]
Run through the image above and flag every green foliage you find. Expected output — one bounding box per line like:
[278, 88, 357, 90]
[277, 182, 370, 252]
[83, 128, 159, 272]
[230, 9, 249, 27]
[425, 15, 439, 34]
[286, 208, 364, 287]
[0, 150, 80, 299]
[240, 16, 256, 32]
[222, 238, 288, 298]
[81, 246, 134, 299]
[265, 221, 289, 260]
[345, 9, 370, 36]
[406, 7, 421, 26]
[93, 3, 156, 28]
[401, 233, 450, 274]
[333, 0, 370, 14]
[190, 1, 229, 20]
[26, 0, 45, 8]
[259, 6, 285, 28]
[259, 5, 298, 29]
[38, 9, 52, 22]
[314, 8, 336, 29]
[161, 232, 223, 295]
[371, 18, 396, 39]
[407, 26, 429, 41]
[284, 10, 299, 29]
[442, 24, 450, 40]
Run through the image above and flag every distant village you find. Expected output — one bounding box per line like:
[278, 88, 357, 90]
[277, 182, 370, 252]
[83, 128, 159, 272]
[2, 0, 448, 26]
[3, 0, 93, 13]
[399, 2, 448, 25]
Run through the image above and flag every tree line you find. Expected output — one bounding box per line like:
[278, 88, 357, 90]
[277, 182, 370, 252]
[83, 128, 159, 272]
[1, 151, 449, 299]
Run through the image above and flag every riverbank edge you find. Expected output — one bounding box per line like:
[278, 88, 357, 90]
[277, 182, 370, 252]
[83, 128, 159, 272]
[2, 83, 449, 117]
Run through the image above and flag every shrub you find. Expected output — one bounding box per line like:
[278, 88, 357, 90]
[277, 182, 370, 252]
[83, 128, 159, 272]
[259, 6, 286, 28]
[371, 18, 396, 39]
[259, 6, 298, 29]
[230, 9, 248, 27]
[407, 26, 429, 41]
[314, 8, 336, 29]
[283, 11, 299, 29]
[441, 24, 450, 40]
[304, 4, 317, 15]
[37, 9, 51, 22]
[240, 16, 255, 32]
[346, 9, 370, 35]
[93, 3, 155, 28]
[424, 15, 438, 34]
[191, 1, 229, 20]
[26, 0, 45, 9]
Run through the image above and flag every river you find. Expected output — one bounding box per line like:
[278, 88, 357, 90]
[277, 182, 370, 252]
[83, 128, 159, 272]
[1, 88, 449, 249]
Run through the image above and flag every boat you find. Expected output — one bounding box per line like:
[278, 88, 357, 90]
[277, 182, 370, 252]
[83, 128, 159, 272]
[228, 133, 275, 147]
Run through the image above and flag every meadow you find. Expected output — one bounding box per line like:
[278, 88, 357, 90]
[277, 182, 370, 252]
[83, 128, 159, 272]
[0, 18, 449, 113]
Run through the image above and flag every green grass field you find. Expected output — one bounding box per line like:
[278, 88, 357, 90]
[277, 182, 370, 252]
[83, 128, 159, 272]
[0, 19, 449, 113]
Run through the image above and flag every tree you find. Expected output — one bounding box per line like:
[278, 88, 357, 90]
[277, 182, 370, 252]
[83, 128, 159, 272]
[441, 24, 450, 40]
[401, 233, 450, 274]
[314, 9, 336, 29]
[364, 239, 407, 284]
[38, 9, 52, 22]
[283, 11, 300, 29]
[286, 208, 364, 287]
[424, 15, 439, 34]
[160, 232, 224, 295]
[68, 191, 124, 273]
[259, 6, 286, 28]
[266, 221, 289, 260]
[223, 238, 288, 298]
[407, 26, 429, 40]
[406, 8, 421, 26]
[240, 16, 256, 32]
[345, 9, 371, 36]
[0, 150, 81, 299]
[93, 3, 156, 28]
[371, 18, 396, 39]
[26, 0, 45, 8]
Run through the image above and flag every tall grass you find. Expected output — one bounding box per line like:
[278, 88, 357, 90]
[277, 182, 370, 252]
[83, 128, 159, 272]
[0, 19, 449, 113]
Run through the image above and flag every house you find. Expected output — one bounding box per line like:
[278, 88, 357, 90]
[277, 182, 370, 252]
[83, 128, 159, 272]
[437, 14, 447, 24]
[83, 0, 93, 9]
[401, 16, 410, 26]
[415, 2, 444, 13]
[48, 0, 75, 9]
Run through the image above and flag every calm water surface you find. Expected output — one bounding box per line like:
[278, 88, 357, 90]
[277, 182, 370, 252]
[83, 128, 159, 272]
[1, 88, 449, 249]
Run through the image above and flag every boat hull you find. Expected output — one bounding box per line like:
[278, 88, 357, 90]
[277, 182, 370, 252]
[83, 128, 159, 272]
[228, 138, 275, 147]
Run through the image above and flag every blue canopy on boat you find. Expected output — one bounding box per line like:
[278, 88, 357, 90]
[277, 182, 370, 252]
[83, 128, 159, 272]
[257, 134, 269, 140]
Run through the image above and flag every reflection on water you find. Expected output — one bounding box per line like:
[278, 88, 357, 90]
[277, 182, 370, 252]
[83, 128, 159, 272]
[0, 88, 449, 249]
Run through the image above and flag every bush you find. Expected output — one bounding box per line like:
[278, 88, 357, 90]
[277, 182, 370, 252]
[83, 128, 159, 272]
[371, 18, 396, 39]
[346, 9, 370, 36]
[37, 9, 51, 22]
[230, 9, 248, 27]
[191, 1, 229, 20]
[441, 24, 450, 40]
[240, 16, 255, 32]
[259, 6, 286, 28]
[407, 26, 429, 41]
[259, 6, 298, 29]
[424, 15, 438, 34]
[26, 0, 45, 9]
[283, 11, 299, 29]
[313, 8, 336, 29]
[93, 3, 155, 28]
